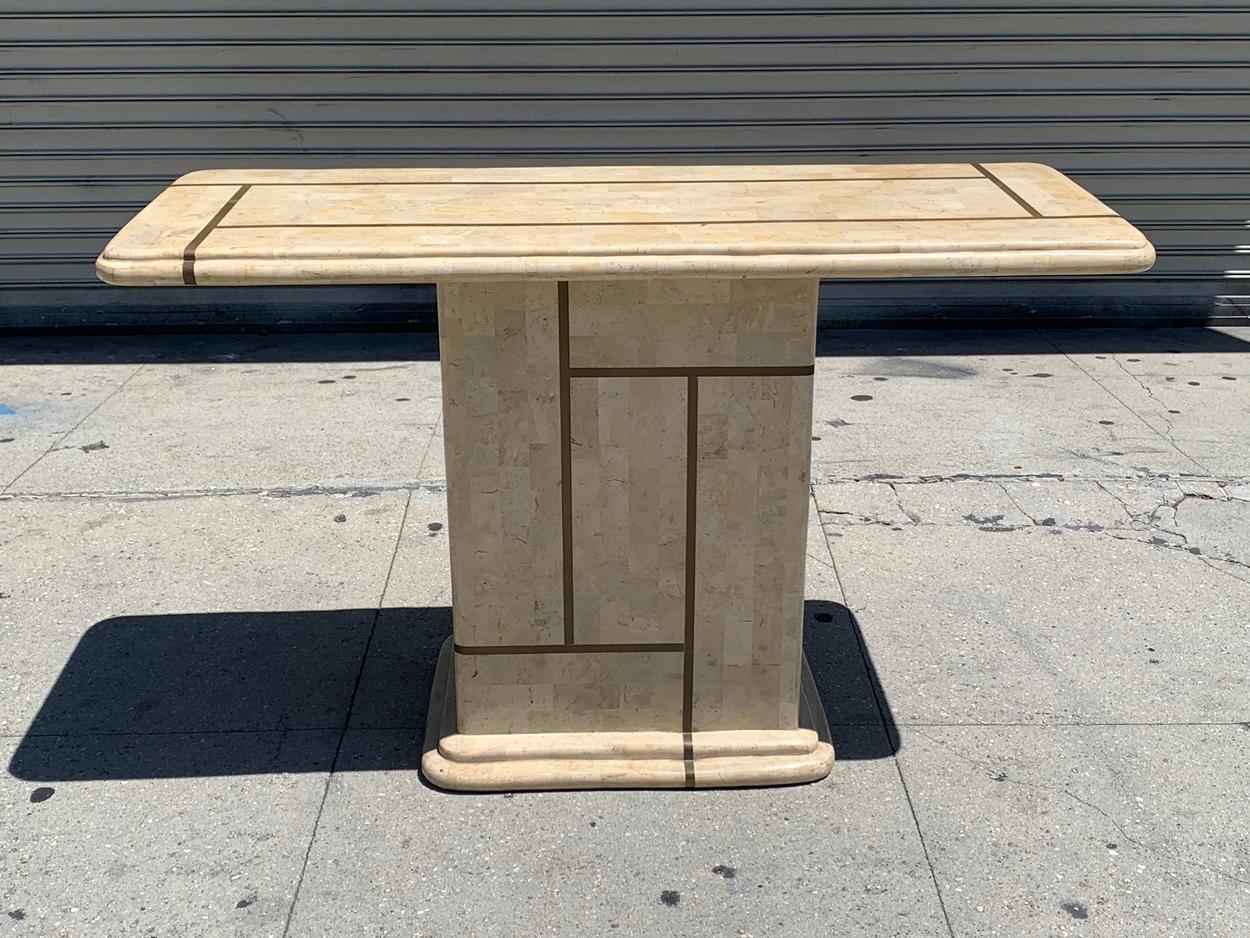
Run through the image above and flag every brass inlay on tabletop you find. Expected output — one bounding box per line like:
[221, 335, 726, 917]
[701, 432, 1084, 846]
[972, 163, 1043, 219]
[180, 184, 250, 285]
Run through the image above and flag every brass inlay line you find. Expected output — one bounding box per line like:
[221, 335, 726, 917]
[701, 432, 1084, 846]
[972, 163, 1042, 219]
[571, 365, 814, 379]
[558, 280, 575, 645]
[454, 642, 684, 656]
[683, 731, 696, 789]
[682, 375, 698, 744]
[215, 214, 1108, 230]
[181, 184, 250, 285]
[173, 173, 985, 188]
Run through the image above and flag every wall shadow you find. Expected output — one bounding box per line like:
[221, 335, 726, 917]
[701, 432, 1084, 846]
[9, 600, 896, 782]
[0, 330, 441, 366]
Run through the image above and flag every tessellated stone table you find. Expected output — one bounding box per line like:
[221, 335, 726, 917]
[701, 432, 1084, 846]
[97, 163, 1154, 790]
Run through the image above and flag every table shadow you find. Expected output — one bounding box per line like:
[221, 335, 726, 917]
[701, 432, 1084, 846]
[8, 600, 896, 782]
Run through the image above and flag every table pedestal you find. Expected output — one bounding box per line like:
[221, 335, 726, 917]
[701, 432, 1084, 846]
[422, 278, 834, 790]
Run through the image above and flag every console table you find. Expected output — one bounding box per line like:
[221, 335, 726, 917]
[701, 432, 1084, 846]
[97, 162, 1154, 790]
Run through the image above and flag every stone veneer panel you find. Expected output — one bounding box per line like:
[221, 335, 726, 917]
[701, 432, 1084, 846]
[440, 277, 817, 745]
[570, 376, 688, 645]
[437, 280, 565, 647]
[567, 278, 817, 369]
[692, 374, 814, 731]
[454, 649, 685, 734]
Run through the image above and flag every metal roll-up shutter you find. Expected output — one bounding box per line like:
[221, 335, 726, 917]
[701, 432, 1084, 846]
[2, 1, 1246, 329]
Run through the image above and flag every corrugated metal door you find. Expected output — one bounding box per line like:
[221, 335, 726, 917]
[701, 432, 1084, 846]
[2, 1, 1246, 326]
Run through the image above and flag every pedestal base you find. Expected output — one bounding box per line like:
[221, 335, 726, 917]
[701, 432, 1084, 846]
[421, 638, 834, 791]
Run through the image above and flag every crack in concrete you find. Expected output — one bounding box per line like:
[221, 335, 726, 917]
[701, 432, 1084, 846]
[806, 550, 837, 571]
[1092, 480, 1141, 524]
[910, 729, 1250, 890]
[997, 482, 1041, 526]
[0, 481, 448, 503]
[1197, 555, 1250, 587]
[814, 469, 1248, 488]
[886, 481, 923, 525]
[818, 479, 1250, 576]
[1110, 353, 1185, 445]
[1032, 330, 1210, 476]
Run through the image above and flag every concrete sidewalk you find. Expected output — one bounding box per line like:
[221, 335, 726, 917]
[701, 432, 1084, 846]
[2, 326, 1248, 937]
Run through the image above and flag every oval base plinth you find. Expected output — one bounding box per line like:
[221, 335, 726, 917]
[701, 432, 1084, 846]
[420, 638, 835, 792]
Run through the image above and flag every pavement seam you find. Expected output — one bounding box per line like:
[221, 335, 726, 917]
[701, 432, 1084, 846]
[281, 488, 413, 938]
[0, 362, 147, 495]
[816, 487, 1250, 577]
[907, 727, 1250, 889]
[812, 489, 957, 938]
[811, 470, 1248, 487]
[0, 481, 445, 502]
[891, 763, 958, 938]
[1031, 328, 1213, 476]
[4, 475, 1246, 503]
[412, 411, 442, 484]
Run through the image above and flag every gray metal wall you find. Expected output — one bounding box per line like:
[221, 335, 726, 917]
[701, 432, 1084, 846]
[2, 1, 1247, 328]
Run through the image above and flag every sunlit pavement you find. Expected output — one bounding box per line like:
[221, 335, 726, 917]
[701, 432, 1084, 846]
[3, 326, 1248, 937]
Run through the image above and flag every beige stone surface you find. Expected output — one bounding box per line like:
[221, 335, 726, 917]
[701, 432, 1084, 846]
[172, 163, 987, 185]
[96, 162, 1154, 285]
[983, 161, 1118, 217]
[436, 281, 565, 647]
[568, 279, 817, 368]
[692, 373, 814, 732]
[454, 645, 686, 735]
[570, 375, 688, 645]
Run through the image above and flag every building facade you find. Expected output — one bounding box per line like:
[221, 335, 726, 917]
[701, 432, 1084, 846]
[2, 2, 1245, 328]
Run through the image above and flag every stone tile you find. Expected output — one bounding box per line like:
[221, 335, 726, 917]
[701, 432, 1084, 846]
[1, 732, 334, 935]
[286, 726, 946, 938]
[810, 332, 1203, 482]
[11, 358, 442, 495]
[0, 491, 407, 737]
[898, 725, 1250, 937]
[824, 497, 1250, 724]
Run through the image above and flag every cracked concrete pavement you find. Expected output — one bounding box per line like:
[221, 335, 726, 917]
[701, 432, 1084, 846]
[2, 326, 1249, 937]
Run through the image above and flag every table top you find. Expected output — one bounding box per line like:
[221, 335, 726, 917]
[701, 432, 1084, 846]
[96, 163, 1153, 285]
